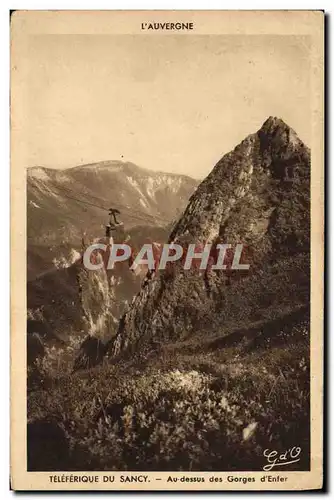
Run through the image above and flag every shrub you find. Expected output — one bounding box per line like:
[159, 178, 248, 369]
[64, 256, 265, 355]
[28, 338, 309, 471]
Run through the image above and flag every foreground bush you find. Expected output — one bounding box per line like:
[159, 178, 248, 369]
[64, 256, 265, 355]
[28, 338, 309, 471]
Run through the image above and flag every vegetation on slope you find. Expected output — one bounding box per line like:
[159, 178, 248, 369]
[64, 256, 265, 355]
[28, 312, 309, 472]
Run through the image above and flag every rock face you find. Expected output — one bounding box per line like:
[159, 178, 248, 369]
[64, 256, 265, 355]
[27, 226, 170, 344]
[108, 117, 310, 357]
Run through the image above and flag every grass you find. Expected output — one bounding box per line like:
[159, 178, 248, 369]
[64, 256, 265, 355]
[27, 324, 310, 472]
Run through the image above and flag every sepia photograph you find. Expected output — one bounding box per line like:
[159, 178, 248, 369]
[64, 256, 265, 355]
[10, 10, 324, 491]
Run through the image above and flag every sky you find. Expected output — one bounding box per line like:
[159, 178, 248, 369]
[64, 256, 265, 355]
[26, 34, 311, 179]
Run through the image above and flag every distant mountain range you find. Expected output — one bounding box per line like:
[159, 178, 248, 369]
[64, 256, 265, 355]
[27, 161, 197, 279]
[27, 161, 197, 344]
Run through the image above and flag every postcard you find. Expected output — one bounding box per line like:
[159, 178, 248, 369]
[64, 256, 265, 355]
[10, 10, 324, 491]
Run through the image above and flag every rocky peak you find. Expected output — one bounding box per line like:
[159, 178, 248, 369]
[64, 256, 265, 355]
[169, 117, 309, 244]
[107, 117, 310, 359]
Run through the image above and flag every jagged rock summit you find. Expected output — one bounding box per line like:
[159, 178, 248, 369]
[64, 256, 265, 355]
[169, 116, 308, 244]
[108, 117, 310, 358]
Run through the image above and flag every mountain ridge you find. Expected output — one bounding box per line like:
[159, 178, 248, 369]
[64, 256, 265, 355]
[108, 116, 310, 358]
[27, 160, 198, 279]
[28, 160, 198, 182]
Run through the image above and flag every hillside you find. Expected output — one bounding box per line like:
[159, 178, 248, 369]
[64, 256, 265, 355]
[27, 225, 170, 344]
[109, 116, 310, 358]
[27, 117, 311, 472]
[27, 161, 197, 343]
[27, 161, 197, 279]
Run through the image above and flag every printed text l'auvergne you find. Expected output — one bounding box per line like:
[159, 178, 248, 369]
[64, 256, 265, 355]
[141, 22, 194, 31]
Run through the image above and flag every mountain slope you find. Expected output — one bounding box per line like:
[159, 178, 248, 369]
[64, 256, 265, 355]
[27, 117, 311, 472]
[108, 117, 310, 357]
[27, 161, 197, 279]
